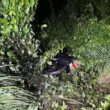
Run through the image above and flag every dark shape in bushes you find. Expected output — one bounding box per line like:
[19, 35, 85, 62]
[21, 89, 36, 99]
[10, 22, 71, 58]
[43, 53, 80, 75]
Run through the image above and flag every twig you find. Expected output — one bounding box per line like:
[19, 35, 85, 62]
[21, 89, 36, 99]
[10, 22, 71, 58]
[0, 64, 14, 68]
[53, 95, 83, 105]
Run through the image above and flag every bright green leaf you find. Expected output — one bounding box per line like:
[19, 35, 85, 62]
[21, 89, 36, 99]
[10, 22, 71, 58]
[2, 0, 9, 9]
[25, 7, 30, 14]
[13, 25, 18, 32]
[23, 25, 29, 34]
[7, 51, 14, 57]
[30, 0, 35, 8]
[24, 0, 28, 6]
[0, 18, 9, 25]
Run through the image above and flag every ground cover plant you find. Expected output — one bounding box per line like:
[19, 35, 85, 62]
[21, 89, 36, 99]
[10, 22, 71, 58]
[0, 0, 110, 110]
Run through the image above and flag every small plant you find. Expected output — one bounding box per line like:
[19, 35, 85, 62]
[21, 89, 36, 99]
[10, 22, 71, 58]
[99, 95, 110, 110]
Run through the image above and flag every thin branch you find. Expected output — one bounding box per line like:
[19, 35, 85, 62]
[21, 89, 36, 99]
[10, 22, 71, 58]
[53, 95, 83, 105]
[0, 64, 15, 68]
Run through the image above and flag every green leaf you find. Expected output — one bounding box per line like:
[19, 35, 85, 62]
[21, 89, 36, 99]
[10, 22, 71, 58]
[81, 107, 87, 110]
[52, 101, 59, 108]
[9, 10, 16, 16]
[0, 8, 8, 16]
[10, 18, 16, 24]
[32, 53, 37, 58]
[24, 0, 28, 6]
[101, 102, 110, 109]
[23, 25, 29, 34]
[60, 102, 67, 110]
[1, 25, 12, 34]
[2, 0, 9, 9]
[25, 7, 30, 14]
[10, 66, 16, 71]
[6, 25, 13, 31]
[13, 25, 18, 32]
[11, 0, 15, 6]
[0, 18, 9, 25]
[7, 51, 14, 57]
[30, 0, 35, 8]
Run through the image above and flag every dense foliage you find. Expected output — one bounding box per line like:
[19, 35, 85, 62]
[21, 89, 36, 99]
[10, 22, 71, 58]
[0, 0, 41, 109]
[0, 74, 39, 110]
[0, 0, 110, 110]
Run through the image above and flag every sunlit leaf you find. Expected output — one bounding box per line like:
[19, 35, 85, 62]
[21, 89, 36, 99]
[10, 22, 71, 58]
[13, 25, 18, 32]
[2, 0, 9, 9]
[7, 51, 14, 57]
[30, 0, 35, 8]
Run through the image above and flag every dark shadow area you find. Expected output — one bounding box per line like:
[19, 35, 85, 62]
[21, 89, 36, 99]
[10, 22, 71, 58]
[34, 0, 67, 24]
[32, 0, 67, 37]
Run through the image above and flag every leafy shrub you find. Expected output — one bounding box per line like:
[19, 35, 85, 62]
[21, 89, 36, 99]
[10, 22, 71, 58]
[40, 74, 82, 110]
[40, 17, 110, 109]
[0, 0, 110, 110]
[0, 0, 38, 40]
[0, 0, 38, 60]
[44, 18, 110, 70]
[99, 95, 110, 110]
[0, 1, 43, 109]
[0, 0, 41, 90]
[61, 0, 110, 21]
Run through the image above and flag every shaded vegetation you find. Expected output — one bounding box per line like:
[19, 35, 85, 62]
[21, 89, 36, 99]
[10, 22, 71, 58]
[0, 0, 110, 110]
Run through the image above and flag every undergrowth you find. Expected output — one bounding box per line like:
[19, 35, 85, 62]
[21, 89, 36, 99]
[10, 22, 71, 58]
[0, 0, 110, 110]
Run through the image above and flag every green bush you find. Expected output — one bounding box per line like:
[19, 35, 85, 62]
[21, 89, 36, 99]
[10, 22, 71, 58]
[1, 0, 110, 110]
[40, 17, 110, 109]
[99, 95, 110, 110]
[0, 0, 38, 60]
[0, 1, 42, 109]
[43, 18, 110, 70]
[0, 0, 41, 89]
[0, 0, 38, 39]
